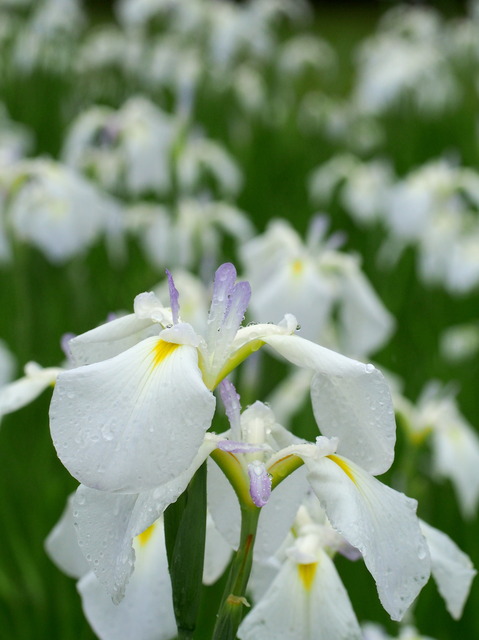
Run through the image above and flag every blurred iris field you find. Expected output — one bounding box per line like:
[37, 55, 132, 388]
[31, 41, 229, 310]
[1, 0, 479, 639]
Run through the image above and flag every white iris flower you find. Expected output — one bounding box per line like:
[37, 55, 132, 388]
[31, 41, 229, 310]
[209, 383, 430, 623]
[48, 263, 396, 601]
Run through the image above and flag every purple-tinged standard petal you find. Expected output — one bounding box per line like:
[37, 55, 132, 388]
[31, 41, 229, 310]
[61, 332, 75, 360]
[166, 269, 180, 325]
[219, 379, 241, 437]
[204, 264, 251, 385]
[248, 461, 272, 508]
[306, 213, 330, 250]
[223, 281, 251, 338]
[218, 440, 268, 454]
[207, 263, 238, 338]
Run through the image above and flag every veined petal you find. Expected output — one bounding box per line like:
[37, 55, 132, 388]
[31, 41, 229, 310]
[304, 454, 430, 620]
[238, 546, 362, 640]
[420, 520, 476, 619]
[0, 363, 60, 417]
[202, 263, 251, 387]
[73, 435, 220, 602]
[45, 494, 90, 580]
[69, 314, 161, 366]
[77, 520, 176, 640]
[50, 337, 216, 492]
[262, 334, 396, 474]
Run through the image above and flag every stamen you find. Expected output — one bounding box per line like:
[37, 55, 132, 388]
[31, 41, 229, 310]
[248, 461, 272, 507]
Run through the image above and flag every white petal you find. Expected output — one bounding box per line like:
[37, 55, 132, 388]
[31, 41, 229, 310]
[77, 520, 176, 640]
[69, 314, 160, 366]
[0, 364, 60, 416]
[73, 435, 219, 601]
[420, 520, 476, 619]
[266, 367, 312, 428]
[238, 547, 362, 640]
[263, 334, 396, 474]
[45, 494, 90, 579]
[431, 422, 479, 518]
[338, 262, 395, 357]
[247, 258, 335, 343]
[203, 513, 232, 585]
[50, 338, 216, 492]
[304, 454, 430, 620]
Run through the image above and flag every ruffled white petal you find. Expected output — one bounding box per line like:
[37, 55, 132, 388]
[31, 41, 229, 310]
[263, 334, 396, 474]
[73, 434, 218, 602]
[238, 546, 362, 640]
[50, 337, 216, 492]
[73, 435, 219, 602]
[420, 520, 476, 619]
[77, 520, 176, 640]
[304, 454, 430, 620]
[0, 363, 60, 417]
[45, 494, 90, 580]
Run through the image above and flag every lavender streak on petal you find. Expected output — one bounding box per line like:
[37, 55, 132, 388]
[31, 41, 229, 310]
[165, 268, 180, 325]
[218, 440, 268, 454]
[219, 379, 242, 438]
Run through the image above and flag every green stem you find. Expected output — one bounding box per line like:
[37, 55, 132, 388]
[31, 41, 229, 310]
[212, 505, 261, 640]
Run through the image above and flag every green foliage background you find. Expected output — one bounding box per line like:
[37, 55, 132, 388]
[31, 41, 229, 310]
[0, 3, 478, 639]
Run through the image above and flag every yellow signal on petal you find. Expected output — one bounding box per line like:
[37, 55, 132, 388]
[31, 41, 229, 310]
[328, 454, 356, 485]
[137, 523, 156, 547]
[298, 562, 317, 591]
[152, 339, 180, 368]
[291, 259, 304, 276]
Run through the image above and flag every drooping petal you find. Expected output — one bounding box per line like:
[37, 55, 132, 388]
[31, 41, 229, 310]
[73, 435, 219, 602]
[431, 420, 479, 518]
[420, 520, 476, 619]
[50, 337, 216, 492]
[303, 453, 430, 620]
[238, 545, 362, 640]
[262, 334, 396, 474]
[45, 494, 90, 580]
[77, 520, 176, 640]
[0, 363, 61, 417]
[338, 259, 395, 358]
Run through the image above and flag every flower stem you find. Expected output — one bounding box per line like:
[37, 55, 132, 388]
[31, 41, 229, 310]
[212, 505, 261, 640]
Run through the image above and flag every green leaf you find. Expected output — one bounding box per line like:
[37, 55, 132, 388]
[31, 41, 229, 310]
[164, 462, 207, 639]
